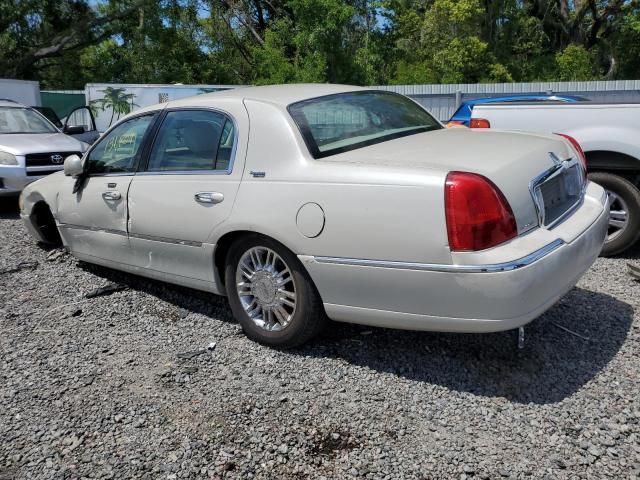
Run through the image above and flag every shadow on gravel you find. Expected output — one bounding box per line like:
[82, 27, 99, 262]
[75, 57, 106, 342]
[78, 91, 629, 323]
[302, 287, 634, 405]
[0, 196, 19, 219]
[78, 262, 236, 323]
[78, 253, 634, 405]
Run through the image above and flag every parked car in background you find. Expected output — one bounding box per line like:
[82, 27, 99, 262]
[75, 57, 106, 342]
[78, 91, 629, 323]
[20, 84, 608, 347]
[470, 101, 640, 255]
[32, 105, 100, 144]
[0, 100, 89, 196]
[447, 94, 586, 127]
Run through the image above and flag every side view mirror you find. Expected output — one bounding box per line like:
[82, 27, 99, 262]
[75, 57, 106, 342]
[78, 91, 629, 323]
[64, 125, 86, 135]
[64, 154, 84, 177]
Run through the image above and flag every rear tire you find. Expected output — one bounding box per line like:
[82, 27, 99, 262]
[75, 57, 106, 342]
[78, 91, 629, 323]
[224, 234, 326, 347]
[588, 172, 640, 256]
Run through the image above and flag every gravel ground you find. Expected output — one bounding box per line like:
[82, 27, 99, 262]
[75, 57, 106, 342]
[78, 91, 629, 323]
[1, 197, 639, 480]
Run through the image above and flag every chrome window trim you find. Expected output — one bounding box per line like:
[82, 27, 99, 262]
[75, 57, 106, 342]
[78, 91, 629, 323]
[86, 172, 136, 178]
[136, 169, 233, 177]
[140, 106, 239, 176]
[313, 239, 565, 273]
[529, 154, 586, 229]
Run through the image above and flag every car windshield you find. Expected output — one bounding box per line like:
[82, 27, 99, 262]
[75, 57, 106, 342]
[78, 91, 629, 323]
[288, 91, 442, 158]
[0, 107, 58, 134]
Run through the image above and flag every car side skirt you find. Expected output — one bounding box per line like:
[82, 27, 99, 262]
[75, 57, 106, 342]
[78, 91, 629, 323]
[72, 251, 223, 295]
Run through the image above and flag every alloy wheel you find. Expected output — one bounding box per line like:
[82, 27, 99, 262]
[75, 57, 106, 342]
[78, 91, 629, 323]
[236, 246, 297, 331]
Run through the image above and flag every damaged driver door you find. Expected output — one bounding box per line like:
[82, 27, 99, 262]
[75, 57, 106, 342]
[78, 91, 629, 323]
[56, 113, 158, 263]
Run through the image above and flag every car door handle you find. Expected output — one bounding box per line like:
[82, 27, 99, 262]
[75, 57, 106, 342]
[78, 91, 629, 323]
[102, 191, 121, 201]
[194, 192, 224, 204]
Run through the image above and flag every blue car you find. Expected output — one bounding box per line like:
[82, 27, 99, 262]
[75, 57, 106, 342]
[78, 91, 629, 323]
[447, 94, 587, 127]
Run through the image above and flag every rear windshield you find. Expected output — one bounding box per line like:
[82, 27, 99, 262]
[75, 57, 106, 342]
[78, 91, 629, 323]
[0, 107, 58, 134]
[288, 91, 442, 159]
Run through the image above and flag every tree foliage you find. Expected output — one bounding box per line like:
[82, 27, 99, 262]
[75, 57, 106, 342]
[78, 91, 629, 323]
[1, 0, 639, 88]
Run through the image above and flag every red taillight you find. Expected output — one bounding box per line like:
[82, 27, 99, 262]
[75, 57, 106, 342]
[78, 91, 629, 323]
[445, 172, 517, 251]
[470, 118, 491, 129]
[555, 133, 587, 170]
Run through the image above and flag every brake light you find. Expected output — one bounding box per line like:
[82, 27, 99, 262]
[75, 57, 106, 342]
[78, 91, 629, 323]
[555, 133, 587, 170]
[470, 118, 490, 129]
[445, 172, 517, 251]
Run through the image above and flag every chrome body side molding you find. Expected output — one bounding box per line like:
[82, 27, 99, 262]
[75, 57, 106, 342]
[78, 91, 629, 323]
[313, 239, 565, 273]
[58, 223, 203, 247]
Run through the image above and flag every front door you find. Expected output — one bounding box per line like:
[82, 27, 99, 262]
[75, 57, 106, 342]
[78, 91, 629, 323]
[63, 106, 100, 144]
[57, 113, 158, 261]
[127, 108, 245, 285]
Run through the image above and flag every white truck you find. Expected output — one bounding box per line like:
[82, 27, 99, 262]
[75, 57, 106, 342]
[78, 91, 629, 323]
[470, 102, 640, 255]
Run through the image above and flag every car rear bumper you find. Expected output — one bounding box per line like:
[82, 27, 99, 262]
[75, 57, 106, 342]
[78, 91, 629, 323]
[299, 182, 609, 332]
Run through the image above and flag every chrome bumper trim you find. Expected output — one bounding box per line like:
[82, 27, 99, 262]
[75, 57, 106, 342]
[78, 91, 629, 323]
[314, 239, 565, 273]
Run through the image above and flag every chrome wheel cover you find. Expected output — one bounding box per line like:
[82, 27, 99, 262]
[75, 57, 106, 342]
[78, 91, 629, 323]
[236, 246, 297, 331]
[607, 190, 629, 241]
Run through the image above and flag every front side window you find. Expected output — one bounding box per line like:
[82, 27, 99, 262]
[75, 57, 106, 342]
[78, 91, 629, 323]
[86, 114, 156, 174]
[146, 110, 235, 172]
[288, 91, 442, 159]
[0, 107, 58, 134]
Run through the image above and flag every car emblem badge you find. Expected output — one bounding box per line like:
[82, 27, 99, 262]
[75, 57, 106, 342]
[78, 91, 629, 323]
[51, 154, 64, 164]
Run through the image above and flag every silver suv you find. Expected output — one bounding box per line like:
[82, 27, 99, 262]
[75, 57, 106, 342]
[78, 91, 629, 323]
[0, 100, 89, 196]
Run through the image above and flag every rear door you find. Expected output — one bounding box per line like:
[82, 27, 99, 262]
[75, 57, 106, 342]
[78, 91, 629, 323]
[127, 106, 247, 285]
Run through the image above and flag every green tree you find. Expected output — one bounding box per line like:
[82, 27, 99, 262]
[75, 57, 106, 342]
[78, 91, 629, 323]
[388, 0, 511, 84]
[0, 0, 144, 88]
[2, 0, 639, 88]
[555, 44, 599, 81]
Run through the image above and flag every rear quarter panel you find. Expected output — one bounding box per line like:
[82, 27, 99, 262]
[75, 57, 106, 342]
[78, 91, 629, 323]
[210, 99, 452, 264]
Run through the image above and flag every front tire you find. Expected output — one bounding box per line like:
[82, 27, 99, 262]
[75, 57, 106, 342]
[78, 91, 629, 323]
[224, 235, 326, 347]
[33, 203, 62, 246]
[588, 172, 640, 256]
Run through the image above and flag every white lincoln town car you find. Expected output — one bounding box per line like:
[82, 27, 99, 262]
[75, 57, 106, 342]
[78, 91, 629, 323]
[19, 84, 609, 347]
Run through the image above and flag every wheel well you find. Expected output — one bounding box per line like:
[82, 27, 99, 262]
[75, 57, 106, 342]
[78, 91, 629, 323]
[214, 230, 260, 291]
[31, 201, 62, 246]
[586, 151, 640, 187]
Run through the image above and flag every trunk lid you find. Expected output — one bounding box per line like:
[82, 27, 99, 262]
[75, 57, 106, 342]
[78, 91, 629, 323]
[324, 128, 583, 235]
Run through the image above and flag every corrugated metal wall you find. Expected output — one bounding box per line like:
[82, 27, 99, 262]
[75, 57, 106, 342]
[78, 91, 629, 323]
[375, 80, 640, 121]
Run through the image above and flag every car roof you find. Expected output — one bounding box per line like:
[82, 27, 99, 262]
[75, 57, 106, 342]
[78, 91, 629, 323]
[168, 83, 371, 108]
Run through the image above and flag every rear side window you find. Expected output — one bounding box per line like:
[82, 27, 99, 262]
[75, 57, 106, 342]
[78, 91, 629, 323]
[146, 110, 235, 172]
[288, 91, 441, 159]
